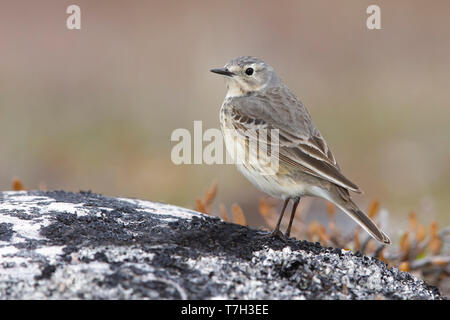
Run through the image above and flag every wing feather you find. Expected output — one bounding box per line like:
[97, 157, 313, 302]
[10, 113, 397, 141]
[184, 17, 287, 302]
[225, 93, 362, 193]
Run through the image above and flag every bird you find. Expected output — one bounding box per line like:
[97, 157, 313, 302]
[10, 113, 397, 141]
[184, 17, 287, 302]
[210, 56, 391, 245]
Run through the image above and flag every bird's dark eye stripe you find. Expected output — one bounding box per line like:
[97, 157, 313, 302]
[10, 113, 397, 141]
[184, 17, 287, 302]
[245, 67, 254, 75]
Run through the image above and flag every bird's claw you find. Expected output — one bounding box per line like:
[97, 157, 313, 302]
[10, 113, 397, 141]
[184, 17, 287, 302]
[266, 229, 287, 241]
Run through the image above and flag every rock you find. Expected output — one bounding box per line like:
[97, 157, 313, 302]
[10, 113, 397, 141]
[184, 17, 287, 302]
[0, 190, 443, 300]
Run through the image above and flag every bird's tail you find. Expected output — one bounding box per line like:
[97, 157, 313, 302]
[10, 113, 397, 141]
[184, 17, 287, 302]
[329, 190, 391, 245]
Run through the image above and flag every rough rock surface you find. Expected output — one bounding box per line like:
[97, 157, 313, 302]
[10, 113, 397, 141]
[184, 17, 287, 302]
[0, 190, 443, 300]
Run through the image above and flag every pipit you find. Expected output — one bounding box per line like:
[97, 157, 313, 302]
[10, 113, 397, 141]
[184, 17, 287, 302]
[211, 56, 391, 245]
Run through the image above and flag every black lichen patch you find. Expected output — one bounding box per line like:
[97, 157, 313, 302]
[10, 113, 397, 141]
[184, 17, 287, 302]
[39, 200, 323, 263]
[0, 223, 14, 241]
[99, 269, 185, 299]
[40, 211, 135, 246]
[35, 264, 56, 280]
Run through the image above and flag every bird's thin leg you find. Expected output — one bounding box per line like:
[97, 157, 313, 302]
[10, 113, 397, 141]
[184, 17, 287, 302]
[270, 198, 290, 237]
[285, 197, 301, 238]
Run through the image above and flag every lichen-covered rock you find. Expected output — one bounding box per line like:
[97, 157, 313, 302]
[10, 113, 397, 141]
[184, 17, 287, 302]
[0, 191, 443, 299]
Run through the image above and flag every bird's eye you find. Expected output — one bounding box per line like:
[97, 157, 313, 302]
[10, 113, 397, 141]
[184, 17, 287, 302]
[245, 67, 254, 76]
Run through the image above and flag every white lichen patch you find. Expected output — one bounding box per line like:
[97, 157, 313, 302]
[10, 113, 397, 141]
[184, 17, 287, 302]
[118, 198, 205, 220]
[35, 246, 65, 263]
[0, 213, 49, 242]
[42, 202, 90, 217]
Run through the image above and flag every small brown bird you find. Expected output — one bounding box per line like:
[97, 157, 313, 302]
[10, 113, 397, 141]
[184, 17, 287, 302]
[211, 56, 391, 245]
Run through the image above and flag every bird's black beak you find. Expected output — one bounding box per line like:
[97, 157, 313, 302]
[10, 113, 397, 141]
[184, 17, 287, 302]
[210, 68, 234, 77]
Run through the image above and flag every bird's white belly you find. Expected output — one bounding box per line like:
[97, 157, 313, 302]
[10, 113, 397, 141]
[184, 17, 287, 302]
[237, 163, 324, 200]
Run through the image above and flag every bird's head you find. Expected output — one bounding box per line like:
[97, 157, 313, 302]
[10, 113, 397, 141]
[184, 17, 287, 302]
[210, 56, 280, 97]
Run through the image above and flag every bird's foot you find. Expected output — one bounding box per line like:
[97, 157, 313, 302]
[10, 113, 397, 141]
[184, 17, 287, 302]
[284, 229, 290, 238]
[266, 229, 287, 241]
[284, 233, 296, 240]
[285, 228, 295, 239]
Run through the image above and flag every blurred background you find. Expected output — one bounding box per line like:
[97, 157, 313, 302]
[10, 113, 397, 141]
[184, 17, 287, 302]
[1, 0, 449, 240]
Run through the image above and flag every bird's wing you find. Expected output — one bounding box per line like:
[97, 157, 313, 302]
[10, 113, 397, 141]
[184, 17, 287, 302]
[227, 87, 362, 193]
